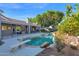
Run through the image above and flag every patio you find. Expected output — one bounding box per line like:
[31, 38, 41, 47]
[0, 33, 45, 56]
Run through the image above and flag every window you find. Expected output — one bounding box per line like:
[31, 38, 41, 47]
[2, 26, 8, 30]
[8, 26, 11, 30]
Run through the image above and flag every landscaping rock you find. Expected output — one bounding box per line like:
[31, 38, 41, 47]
[40, 42, 49, 48]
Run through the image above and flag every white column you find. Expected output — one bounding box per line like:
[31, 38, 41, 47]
[0, 20, 1, 40]
[28, 25, 31, 34]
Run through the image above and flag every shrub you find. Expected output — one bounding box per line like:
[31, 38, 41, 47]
[58, 14, 79, 36]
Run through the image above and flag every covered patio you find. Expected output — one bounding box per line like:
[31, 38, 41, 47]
[0, 14, 41, 39]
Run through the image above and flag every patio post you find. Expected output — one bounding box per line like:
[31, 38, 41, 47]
[28, 24, 31, 34]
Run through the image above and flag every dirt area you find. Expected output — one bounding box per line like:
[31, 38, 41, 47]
[37, 47, 62, 56]
[37, 45, 79, 56]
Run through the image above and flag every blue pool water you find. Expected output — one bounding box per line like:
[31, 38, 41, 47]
[26, 33, 54, 46]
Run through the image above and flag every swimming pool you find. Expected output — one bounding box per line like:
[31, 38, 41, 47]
[26, 33, 54, 46]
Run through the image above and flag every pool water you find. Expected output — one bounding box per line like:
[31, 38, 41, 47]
[26, 34, 54, 46]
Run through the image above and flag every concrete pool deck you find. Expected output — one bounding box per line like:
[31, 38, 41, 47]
[0, 33, 45, 56]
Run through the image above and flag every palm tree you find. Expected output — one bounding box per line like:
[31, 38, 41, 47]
[66, 4, 72, 17]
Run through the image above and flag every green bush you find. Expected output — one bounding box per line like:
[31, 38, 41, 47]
[58, 14, 79, 36]
[15, 26, 22, 31]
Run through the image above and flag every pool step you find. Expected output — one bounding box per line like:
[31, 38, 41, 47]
[10, 40, 31, 52]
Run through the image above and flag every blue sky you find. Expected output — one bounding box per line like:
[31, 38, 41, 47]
[0, 3, 75, 21]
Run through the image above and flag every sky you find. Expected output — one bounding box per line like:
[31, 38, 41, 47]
[0, 3, 75, 21]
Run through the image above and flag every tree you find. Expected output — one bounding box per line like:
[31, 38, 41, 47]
[58, 4, 79, 36]
[66, 4, 72, 17]
[28, 10, 64, 27]
[46, 10, 64, 26]
[36, 14, 44, 27]
[27, 17, 32, 23]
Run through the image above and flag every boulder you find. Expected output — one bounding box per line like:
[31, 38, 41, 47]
[70, 42, 78, 50]
[40, 42, 49, 48]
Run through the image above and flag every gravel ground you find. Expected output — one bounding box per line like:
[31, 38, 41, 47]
[37, 45, 79, 56]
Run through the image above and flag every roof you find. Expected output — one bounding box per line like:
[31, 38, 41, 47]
[0, 14, 40, 27]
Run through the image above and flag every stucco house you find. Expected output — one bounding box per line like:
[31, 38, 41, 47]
[0, 14, 41, 39]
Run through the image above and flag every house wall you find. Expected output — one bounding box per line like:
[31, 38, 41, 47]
[1, 24, 14, 37]
[1, 24, 28, 37]
[14, 25, 28, 34]
[2, 30, 13, 36]
[36, 26, 41, 31]
[31, 26, 41, 33]
[1, 23, 41, 37]
[31, 26, 36, 33]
